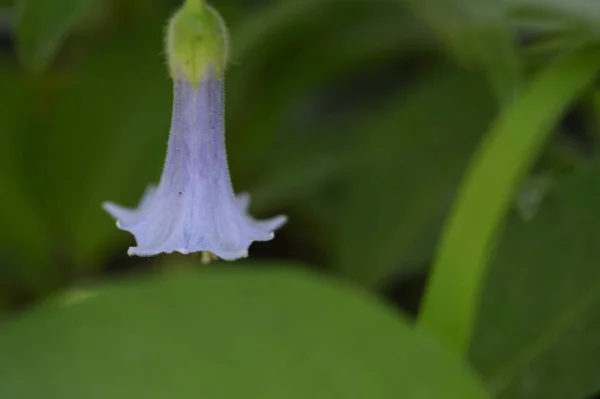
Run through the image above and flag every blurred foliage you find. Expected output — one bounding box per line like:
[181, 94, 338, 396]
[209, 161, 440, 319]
[333, 66, 496, 285]
[0, 266, 489, 398]
[2, 0, 600, 397]
[418, 48, 600, 354]
[15, 0, 96, 71]
[473, 161, 600, 399]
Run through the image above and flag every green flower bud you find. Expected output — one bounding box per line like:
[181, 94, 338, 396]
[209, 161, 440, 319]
[166, 0, 229, 87]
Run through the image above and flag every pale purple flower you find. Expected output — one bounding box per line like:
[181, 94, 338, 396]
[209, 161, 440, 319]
[103, 69, 286, 260]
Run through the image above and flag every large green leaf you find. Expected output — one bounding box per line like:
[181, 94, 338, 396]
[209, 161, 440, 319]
[333, 66, 496, 286]
[0, 264, 490, 398]
[470, 163, 600, 399]
[15, 0, 95, 71]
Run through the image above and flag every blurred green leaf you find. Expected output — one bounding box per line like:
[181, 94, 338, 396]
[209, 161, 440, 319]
[593, 88, 600, 146]
[227, 0, 431, 181]
[471, 162, 600, 399]
[15, 0, 94, 71]
[509, 0, 600, 38]
[333, 66, 496, 286]
[250, 130, 353, 213]
[17, 10, 172, 269]
[509, 0, 600, 60]
[0, 62, 58, 296]
[0, 264, 490, 398]
[0, 64, 40, 255]
[418, 48, 600, 354]
[401, 0, 522, 103]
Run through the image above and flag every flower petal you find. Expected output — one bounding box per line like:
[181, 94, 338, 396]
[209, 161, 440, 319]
[103, 71, 286, 260]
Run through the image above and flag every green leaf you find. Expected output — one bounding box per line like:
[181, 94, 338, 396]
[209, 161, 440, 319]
[226, 0, 430, 180]
[471, 162, 600, 399]
[333, 65, 496, 286]
[15, 0, 95, 71]
[401, 0, 522, 103]
[17, 11, 172, 268]
[509, 0, 600, 58]
[0, 62, 58, 296]
[509, 0, 600, 40]
[249, 129, 354, 213]
[0, 264, 490, 398]
[0, 63, 42, 257]
[417, 48, 600, 354]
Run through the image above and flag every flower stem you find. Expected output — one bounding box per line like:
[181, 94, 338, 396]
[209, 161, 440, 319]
[416, 47, 600, 355]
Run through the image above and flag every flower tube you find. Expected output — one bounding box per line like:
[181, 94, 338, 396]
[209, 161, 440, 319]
[103, 0, 286, 260]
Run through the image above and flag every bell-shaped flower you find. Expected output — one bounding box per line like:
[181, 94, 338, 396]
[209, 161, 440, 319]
[102, 0, 286, 260]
